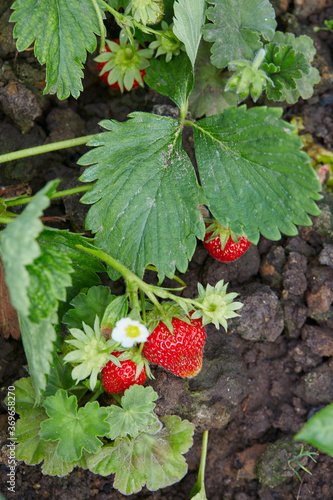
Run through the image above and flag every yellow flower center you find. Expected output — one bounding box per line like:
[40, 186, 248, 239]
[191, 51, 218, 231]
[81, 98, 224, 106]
[125, 325, 141, 338]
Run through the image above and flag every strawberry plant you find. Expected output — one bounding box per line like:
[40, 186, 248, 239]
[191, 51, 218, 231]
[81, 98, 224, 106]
[0, 0, 324, 496]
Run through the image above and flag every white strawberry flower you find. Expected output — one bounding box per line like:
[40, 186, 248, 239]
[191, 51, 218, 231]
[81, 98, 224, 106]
[111, 317, 150, 348]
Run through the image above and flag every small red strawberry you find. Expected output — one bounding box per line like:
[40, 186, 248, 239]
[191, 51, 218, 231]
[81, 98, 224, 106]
[102, 351, 147, 393]
[204, 220, 250, 263]
[95, 39, 153, 92]
[142, 315, 206, 378]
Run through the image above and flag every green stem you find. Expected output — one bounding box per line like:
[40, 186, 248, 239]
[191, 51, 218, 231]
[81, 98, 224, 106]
[2, 210, 17, 217]
[91, 0, 106, 52]
[127, 281, 141, 317]
[145, 264, 186, 288]
[6, 184, 93, 207]
[101, 0, 174, 42]
[252, 48, 266, 71]
[190, 430, 209, 499]
[112, 393, 122, 404]
[0, 135, 95, 164]
[75, 244, 205, 312]
[137, 342, 145, 355]
[89, 387, 104, 402]
[0, 216, 13, 224]
[139, 289, 146, 323]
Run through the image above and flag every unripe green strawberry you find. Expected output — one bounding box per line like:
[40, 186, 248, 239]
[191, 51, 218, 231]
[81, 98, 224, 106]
[142, 316, 206, 378]
[102, 352, 147, 393]
[128, 0, 164, 25]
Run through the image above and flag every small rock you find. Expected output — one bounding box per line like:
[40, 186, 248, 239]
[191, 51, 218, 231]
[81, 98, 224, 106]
[306, 284, 333, 319]
[272, 403, 305, 433]
[293, 0, 332, 18]
[312, 202, 333, 242]
[257, 438, 312, 488]
[302, 325, 333, 357]
[286, 236, 316, 258]
[235, 444, 268, 480]
[283, 300, 308, 338]
[0, 81, 42, 134]
[46, 108, 86, 144]
[270, 0, 290, 17]
[289, 342, 322, 373]
[319, 244, 333, 267]
[282, 252, 308, 296]
[260, 245, 286, 288]
[229, 285, 284, 342]
[0, 8, 16, 57]
[293, 362, 333, 404]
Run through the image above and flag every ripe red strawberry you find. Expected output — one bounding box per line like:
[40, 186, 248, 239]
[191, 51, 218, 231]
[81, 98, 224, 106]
[96, 39, 153, 92]
[204, 231, 251, 262]
[102, 351, 147, 393]
[142, 317, 206, 378]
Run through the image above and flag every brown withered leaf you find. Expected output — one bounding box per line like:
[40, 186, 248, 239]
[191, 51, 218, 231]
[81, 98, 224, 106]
[0, 257, 20, 339]
[0, 182, 32, 199]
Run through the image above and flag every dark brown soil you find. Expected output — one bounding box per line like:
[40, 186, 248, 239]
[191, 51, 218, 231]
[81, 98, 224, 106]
[1, 1, 333, 499]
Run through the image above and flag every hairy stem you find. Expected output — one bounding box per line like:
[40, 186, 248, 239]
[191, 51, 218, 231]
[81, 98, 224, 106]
[190, 430, 209, 498]
[101, 0, 174, 42]
[0, 216, 13, 224]
[75, 244, 205, 312]
[0, 135, 95, 164]
[6, 184, 94, 207]
[91, 0, 106, 52]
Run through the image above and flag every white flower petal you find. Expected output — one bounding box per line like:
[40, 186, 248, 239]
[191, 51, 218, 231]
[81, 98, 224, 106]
[111, 317, 149, 348]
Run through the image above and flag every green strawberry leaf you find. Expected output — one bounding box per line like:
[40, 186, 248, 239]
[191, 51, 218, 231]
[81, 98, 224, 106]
[189, 42, 238, 118]
[37, 229, 105, 311]
[27, 245, 73, 324]
[10, 0, 106, 99]
[192, 106, 322, 243]
[19, 316, 57, 401]
[0, 182, 87, 401]
[106, 385, 161, 440]
[62, 286, 115, 329]
[88, 415, 194, 495]
[145, 53, 194, 111]
[294, 403, 333, 457]
[43, 355, 86, 399]
[0, 180, 58, 318]
[172, 0, 206, 67]
[262, 32, 320, 103]
[203, 0, 276, 69]
[40, 389, 110, 462]
[78, 113, 205, 280]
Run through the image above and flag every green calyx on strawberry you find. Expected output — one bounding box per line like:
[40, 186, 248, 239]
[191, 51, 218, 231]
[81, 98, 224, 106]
[191, 280, 243, 330]
[95, 39, 153, 92]
[149, 22, 184, 62]
[142, 303, 206, 378]
[204, 219, 251, 263]
[127, 0, 164, 26]
[102, 347, 152, 393]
